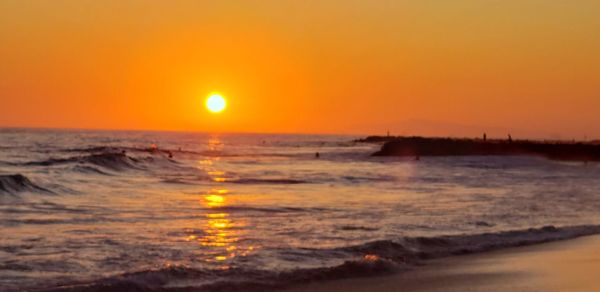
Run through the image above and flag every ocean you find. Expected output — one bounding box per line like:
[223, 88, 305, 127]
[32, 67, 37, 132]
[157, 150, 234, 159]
[1, 129, 600, 291]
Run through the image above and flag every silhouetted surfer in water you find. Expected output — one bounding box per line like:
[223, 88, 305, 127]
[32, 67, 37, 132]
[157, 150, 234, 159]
[315, 152, 320, 158]
[148, 144, 158, 154]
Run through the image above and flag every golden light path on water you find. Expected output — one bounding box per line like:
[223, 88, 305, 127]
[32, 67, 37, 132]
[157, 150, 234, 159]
[190, 136, 255, 268]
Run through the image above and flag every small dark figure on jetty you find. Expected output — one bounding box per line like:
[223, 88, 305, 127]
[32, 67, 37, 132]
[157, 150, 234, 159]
[508, 134, 513, 143]
[483, 133, 487, 142]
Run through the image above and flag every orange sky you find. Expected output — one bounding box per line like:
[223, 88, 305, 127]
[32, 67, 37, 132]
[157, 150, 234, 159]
[1, 1, 599, 139]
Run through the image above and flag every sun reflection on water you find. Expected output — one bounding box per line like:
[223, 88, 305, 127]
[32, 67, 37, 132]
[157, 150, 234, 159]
[199, 189, 247, 262]
[191, 136, 256, 265]
[204, 193, 226, 207]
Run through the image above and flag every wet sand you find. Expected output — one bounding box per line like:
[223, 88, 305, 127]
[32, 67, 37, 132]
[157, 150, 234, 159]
[288, 234, 600, 292]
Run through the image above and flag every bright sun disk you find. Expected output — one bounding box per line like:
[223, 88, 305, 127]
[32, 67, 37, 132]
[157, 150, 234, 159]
[206, 93, 226, 113]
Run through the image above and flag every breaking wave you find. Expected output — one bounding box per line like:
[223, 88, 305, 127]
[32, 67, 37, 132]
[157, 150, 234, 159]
[39, 225, 600, 292]
[71, 165, 112, 176]
[0, 174, 53, 195]
[64, 145, 205, 157]
[22, 151, 186, 173]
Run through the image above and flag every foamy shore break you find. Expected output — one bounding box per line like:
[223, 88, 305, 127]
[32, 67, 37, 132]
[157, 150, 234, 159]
[358, 136, 600, 161]
[288, 233, 600, 292]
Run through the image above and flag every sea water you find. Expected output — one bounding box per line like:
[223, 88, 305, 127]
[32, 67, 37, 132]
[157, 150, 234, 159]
[1, 129, 600, 291]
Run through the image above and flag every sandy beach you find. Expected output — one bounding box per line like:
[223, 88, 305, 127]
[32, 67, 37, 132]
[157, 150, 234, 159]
[288, 234, 600, 292]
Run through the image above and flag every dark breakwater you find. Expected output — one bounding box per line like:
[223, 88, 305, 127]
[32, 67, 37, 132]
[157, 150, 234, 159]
[368, 136, 600, 161]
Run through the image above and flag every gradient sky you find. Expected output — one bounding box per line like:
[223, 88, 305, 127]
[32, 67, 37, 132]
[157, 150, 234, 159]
[1, 1, 599, 138]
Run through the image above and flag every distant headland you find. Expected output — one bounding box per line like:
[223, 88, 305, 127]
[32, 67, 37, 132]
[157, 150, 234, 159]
[356, 135, 600, 162]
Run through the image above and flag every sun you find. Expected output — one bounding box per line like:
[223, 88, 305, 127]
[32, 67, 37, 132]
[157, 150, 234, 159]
[205, 93, 227, 113]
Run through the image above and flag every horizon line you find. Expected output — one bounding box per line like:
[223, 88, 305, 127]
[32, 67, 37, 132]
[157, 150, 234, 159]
[0, 126, 596, 142]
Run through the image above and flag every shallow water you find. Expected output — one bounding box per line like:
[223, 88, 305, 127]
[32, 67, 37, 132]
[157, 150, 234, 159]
[1, 129, 600, 291]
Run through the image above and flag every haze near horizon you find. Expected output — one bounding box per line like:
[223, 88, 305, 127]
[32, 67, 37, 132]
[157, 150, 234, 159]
[1, 1, 599, 139]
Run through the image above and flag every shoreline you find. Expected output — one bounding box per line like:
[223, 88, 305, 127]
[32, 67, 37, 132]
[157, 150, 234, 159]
[287, 234, 600, 292]
[31, 226, 600, 292]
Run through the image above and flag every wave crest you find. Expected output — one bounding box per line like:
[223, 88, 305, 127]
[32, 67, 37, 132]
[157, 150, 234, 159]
[40, 225, 600, 292]
[23, 152, 182, 173]
[0, 174, 53, 195]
